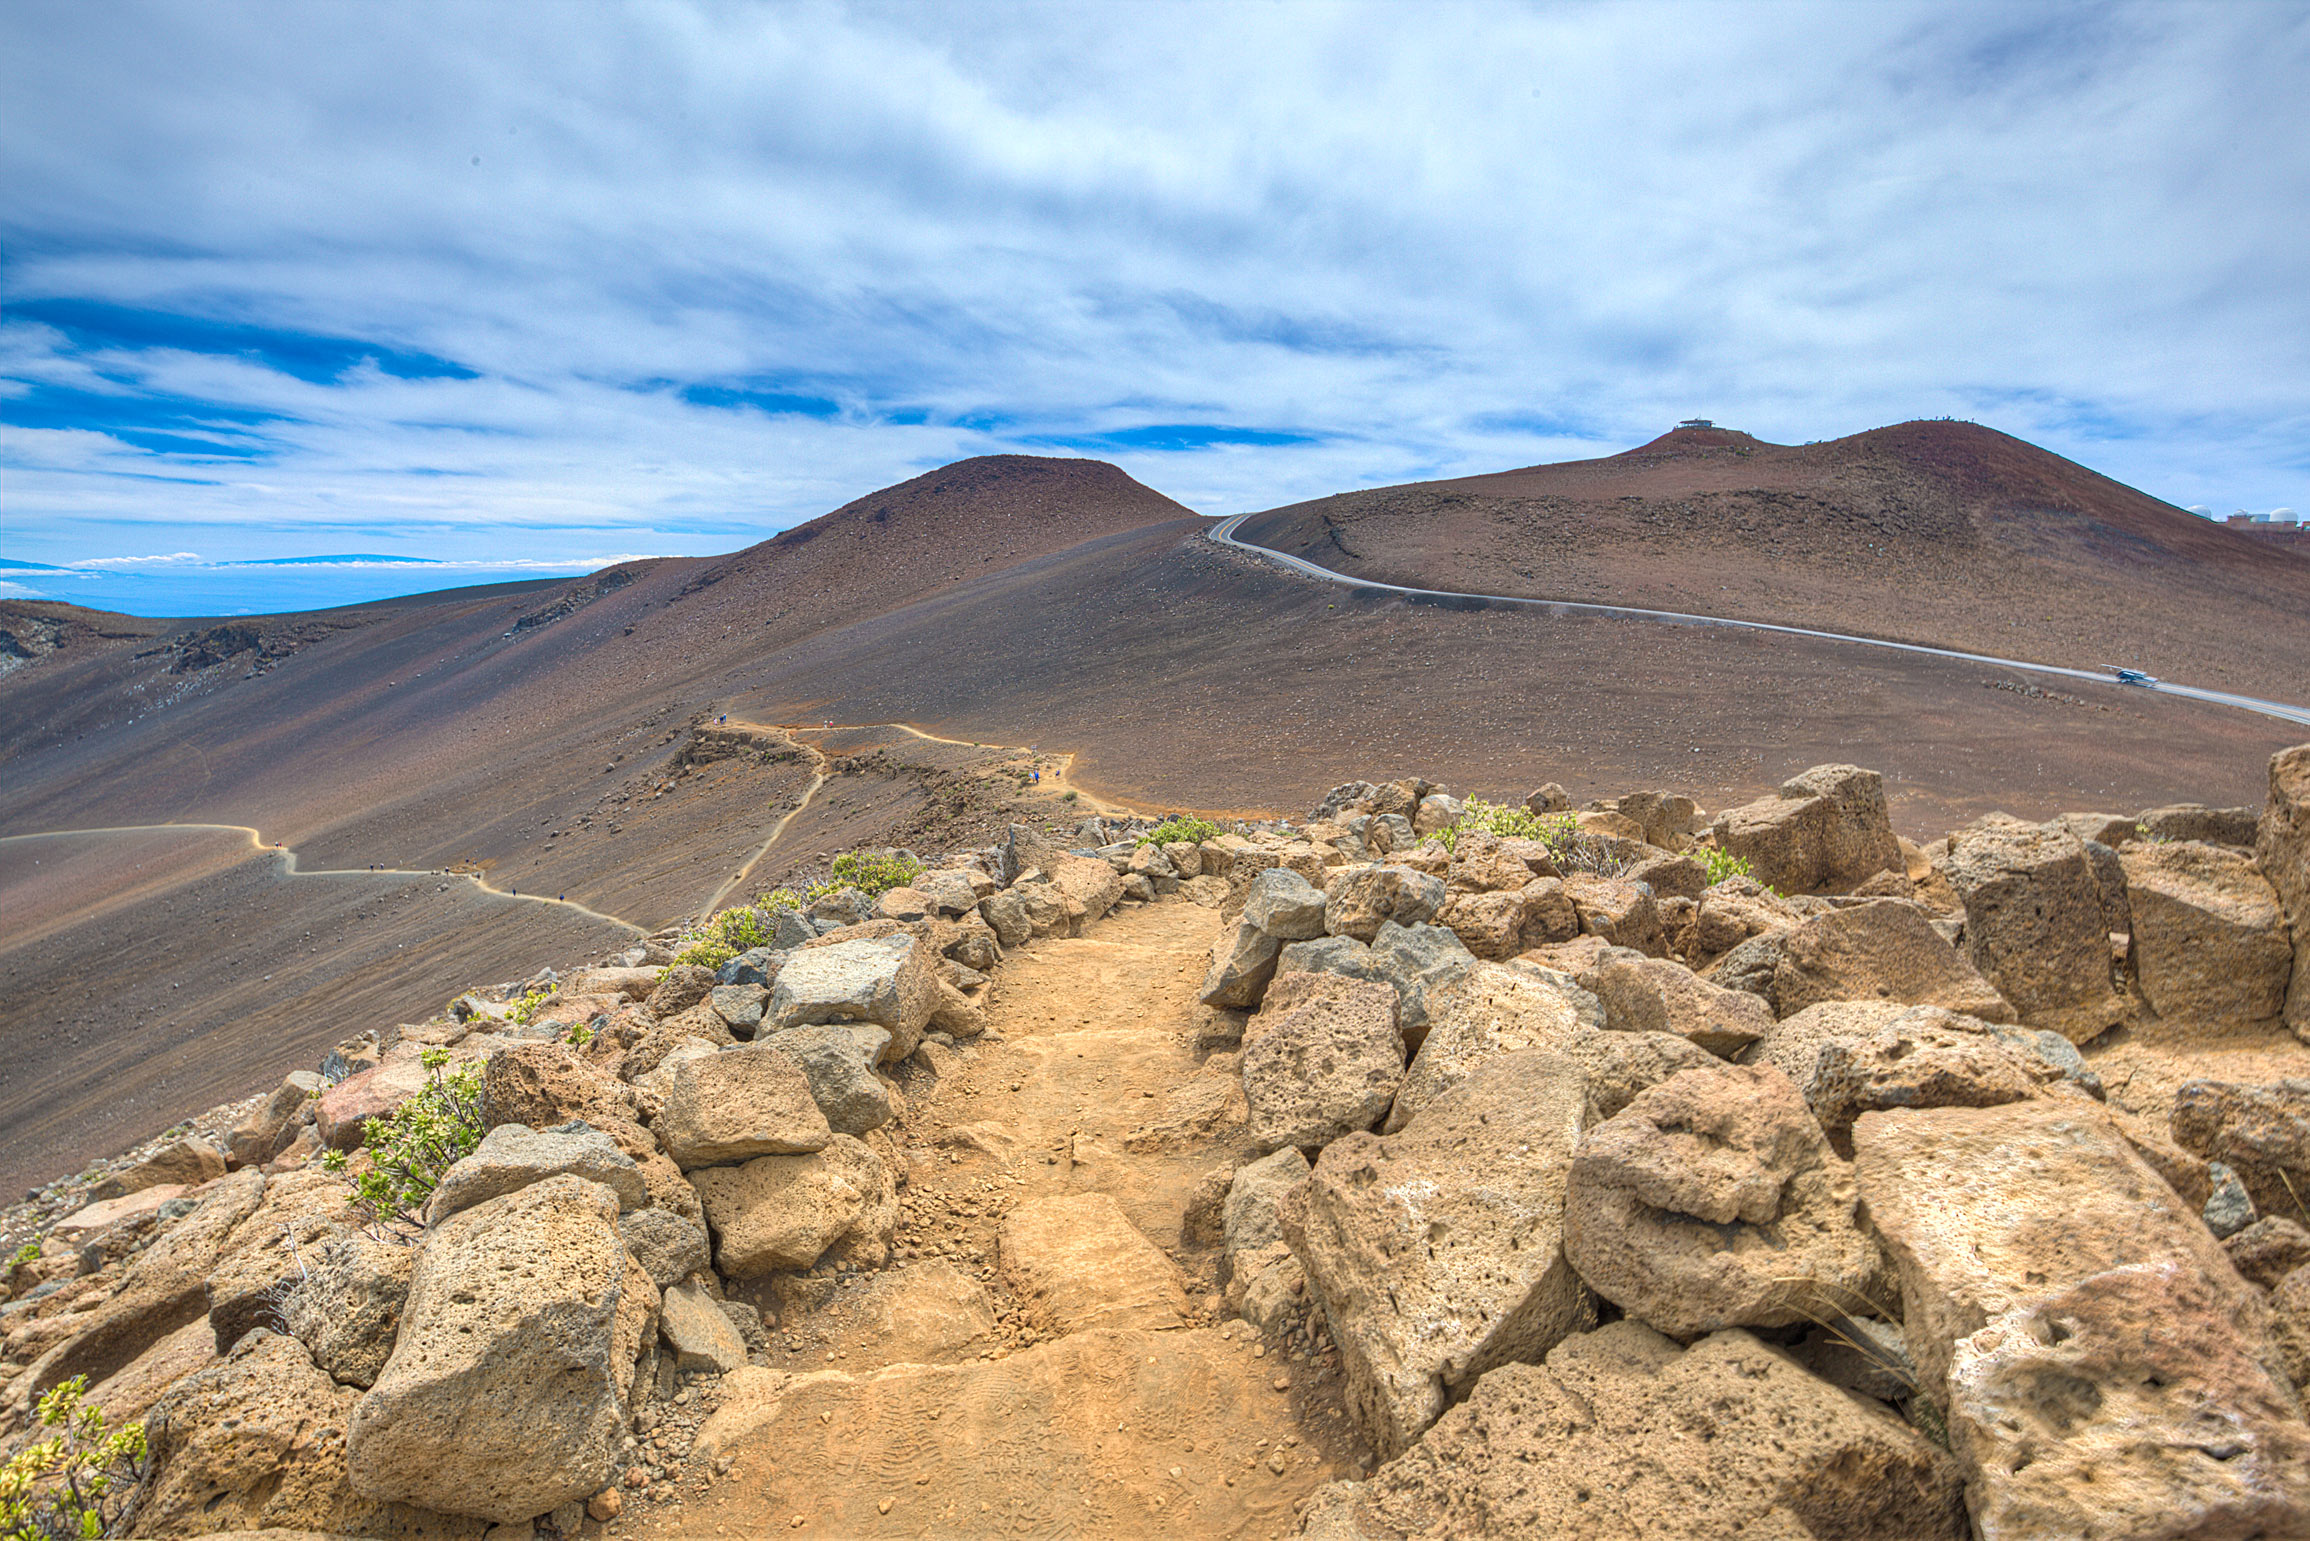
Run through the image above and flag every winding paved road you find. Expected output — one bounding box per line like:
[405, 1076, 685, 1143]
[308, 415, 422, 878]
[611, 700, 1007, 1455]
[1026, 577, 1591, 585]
[1207, 514, 2310, 730]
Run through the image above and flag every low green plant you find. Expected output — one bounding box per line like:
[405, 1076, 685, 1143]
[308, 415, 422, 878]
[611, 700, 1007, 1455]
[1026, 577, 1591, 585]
[673, 937, 738, 971]
[0, 1375, 147, 1540]
[1138, 815, 1223, 848]
[2, 1242, 39, 1291]
[1435, 799, 1557, 853]
[1698, 846, 1755, 886]
[828, 849, 924, 898]
[503, 986, 553, 1027]
[321, 1047, 485, 1231]
[711, 906, 775, 951]
[563, 1021, 594, 1049]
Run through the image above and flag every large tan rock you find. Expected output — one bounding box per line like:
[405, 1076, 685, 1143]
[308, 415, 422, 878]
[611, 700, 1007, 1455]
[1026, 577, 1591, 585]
[227, 1071, 325, 1167]
[1300, 1323, 1965, 1540]
[1852, 1100, 2308, 1537]
[2259, 743, 2310, 1040]
[1949, 1259, 2310, 1539]
[282, 1229, 413, 1389]
[652, 1042, 832, 1169]
[347, 1174, 649, 1524]
[1711, 763, 1903, 895]
[135, 1330, 462, 1539]
[2273, 1265, 2310, 1391]
[1771, 899, 2015, 1021]
[8, 1169, 267, 1424]
[1587, 954, 1772, 1057]
[1805, 1013, 2048, 1154]
[1383, 961, 1589, 1132]
[1240, 976, 1403, 1152]
[998, 1192, 1189, 1337]
[1281, 1050, 1591, 1458]
[2170, 1077, 2310, 1223]
[688, 1134, 892, 1277]
[89, 1137, 226, 1202]
[480, 1039, 640, 1129]
[1942, 814, 2128, 1042]
[1046, 850, 1127, 920]
[1564, 1063, 1885, 1337]
[424, 1118, 647, 1222]
[2124, 840, 2294, 1029]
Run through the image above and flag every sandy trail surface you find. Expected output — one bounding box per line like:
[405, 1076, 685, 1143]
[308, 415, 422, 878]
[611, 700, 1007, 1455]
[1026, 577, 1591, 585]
[638, 900, 1362, 1539]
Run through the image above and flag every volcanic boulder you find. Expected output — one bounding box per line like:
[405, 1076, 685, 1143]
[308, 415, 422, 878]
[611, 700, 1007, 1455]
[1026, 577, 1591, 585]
[1563, 1063, 1884, 1337]
[1281, 1050, 1591, 1458]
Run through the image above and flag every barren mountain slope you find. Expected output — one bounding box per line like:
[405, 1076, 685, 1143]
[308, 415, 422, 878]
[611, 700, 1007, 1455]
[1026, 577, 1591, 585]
[1232, 421, 2310, 703]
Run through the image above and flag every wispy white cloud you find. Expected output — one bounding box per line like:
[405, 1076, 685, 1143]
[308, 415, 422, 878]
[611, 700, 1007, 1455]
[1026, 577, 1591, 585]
[1, 0, 2304, 573]
[67, 552, 204, 568]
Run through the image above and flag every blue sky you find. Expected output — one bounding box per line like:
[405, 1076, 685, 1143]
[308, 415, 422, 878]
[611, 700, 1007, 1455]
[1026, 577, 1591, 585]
[4, 0, 2307, 613]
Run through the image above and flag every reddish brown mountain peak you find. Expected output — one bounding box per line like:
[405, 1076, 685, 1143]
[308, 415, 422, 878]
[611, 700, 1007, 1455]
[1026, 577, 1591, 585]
[1623, 424, 1778, 457]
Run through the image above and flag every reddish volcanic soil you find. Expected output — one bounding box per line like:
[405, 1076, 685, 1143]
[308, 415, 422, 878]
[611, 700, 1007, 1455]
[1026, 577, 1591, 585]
[1234, 421, 2310, 706]
[1, 436, 2302, 1197]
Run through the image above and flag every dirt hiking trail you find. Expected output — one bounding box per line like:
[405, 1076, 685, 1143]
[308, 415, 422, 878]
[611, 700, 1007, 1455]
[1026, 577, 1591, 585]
[638, 900, 1364, 1539]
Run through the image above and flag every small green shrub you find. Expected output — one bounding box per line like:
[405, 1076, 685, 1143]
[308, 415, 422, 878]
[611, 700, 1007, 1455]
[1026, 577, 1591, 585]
[564, 1021, 594, 1048]
[712, 906, 775, 951]
[1699, 846, 1755, 886]
[673, 937, 738, 971]
[503, 986, 552, 1027]
[0, 1375, 147, 1540]
[827, 850, 924, 898]
[321, 1047, 485, 1231]
[1436, 799, 1557, 853]
[2, 1242, 39, 1291]
[1138, 816, 1223, 848]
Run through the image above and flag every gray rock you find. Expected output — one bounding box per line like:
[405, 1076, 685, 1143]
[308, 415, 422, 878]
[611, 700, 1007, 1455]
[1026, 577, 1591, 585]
[1324, 864, 1447, 942]
[709, 982, 768, 1032]
[1224, 1146, 1312, 1257]
[716, 947, 788, 988]
[617, 1206, 712, 1288]
[1275, 934, 1389, 987]
[758, 1023, 894, 1135]
[425, 1120, 647, 1224]
[914, 868, 984, 917]
[978, 888, 1032, 949]
[1199, 918, 1282, 1009]
[1243, 867, 1328, 941]
[2203, 1162, 2257, 1239]
[767, 933, 937, 1060]
[766, 907, 816, 950]
[1368, 919, 1477, 1036]
[658, 1280, 750, 1372]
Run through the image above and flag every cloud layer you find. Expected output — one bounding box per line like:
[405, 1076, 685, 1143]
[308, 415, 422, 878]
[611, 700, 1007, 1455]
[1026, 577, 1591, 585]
[4, 0, 2306, 573]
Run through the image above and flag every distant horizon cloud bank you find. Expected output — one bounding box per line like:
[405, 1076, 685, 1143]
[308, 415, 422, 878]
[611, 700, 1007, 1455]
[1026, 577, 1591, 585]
[0, 549, 670, 617]
[4, 1, 2304, 573]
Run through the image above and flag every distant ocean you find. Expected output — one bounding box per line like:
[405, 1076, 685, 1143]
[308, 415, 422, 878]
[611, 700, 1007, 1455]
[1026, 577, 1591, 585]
[0, 554, 655, 619]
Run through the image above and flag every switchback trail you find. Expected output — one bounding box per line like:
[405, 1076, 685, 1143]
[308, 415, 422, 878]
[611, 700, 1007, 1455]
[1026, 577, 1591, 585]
[696, 719, 1142, 921]
[0, 823, 646, 933]
[1207, 514, 2310, 729]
